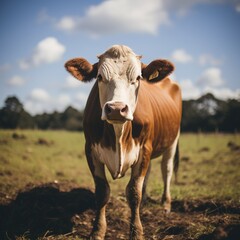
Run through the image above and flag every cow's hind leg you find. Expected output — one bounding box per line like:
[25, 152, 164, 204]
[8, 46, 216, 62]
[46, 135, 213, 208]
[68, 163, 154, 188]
[141, 161, 151, 205]
[161, 132, 179, 213]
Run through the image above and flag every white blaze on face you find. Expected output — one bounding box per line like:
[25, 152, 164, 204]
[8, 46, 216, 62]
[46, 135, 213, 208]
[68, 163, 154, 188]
[97, 47, 142, 121]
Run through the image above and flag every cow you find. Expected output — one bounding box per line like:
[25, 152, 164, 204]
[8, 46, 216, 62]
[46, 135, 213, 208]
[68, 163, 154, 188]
[65, 45, 182, 240]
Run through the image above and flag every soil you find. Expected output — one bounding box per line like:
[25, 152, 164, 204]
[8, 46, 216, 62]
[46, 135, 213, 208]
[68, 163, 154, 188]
[0, 182, 239, 240]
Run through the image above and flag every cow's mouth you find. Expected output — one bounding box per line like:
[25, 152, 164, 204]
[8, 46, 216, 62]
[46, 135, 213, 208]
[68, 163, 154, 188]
[106, 118, 129, 125]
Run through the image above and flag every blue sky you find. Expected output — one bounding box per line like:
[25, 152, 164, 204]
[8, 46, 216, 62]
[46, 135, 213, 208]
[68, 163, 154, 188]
[0, 0, 240, 115]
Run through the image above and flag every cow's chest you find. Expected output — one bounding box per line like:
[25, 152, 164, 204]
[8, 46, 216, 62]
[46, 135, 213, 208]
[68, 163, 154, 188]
[91, 141, 140, 179]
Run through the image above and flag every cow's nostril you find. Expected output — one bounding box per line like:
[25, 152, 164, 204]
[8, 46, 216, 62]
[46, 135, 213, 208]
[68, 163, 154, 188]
[121, 105, 128, 113]
[105, 104, 112, 115]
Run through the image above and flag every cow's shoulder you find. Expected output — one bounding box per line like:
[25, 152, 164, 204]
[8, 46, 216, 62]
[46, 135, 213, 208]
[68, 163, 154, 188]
[158, 78, 181, 99]
[157, 77, 182, 114]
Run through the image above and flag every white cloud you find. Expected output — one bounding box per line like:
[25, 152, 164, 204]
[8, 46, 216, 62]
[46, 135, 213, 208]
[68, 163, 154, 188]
[20, 37, 66, 69]
[236, 3, 240, 12]
[180, 79, 201, 99]
[24, 101, 46, 115]
[70, 92, 88, 110]
[25, 88, 75, 115]
[171, 49, 193, 63]
[199, 54, 222, 66]
[7, 75, 26, 86]
[64, 75, 82, 88]
[75, 92, 88, 104]
[51, 0, 240, 36]
[163, 0, 196, 16]
[56, 16, 76, 31]
[75, 92, 88, 102]
[56, 0, 169, 35]
[37, 9, 55, 23]
[179, 78, 240, 100]
[32, 37, 65, 66]
[197, 67, 224, 87]
[165, 0, 240, 15]
[25, 88, 51, 114]
[203, 87, 240, 100]
[58, 94, 71, 107]
[19, 60, 30, 70]
[29, 88, 50, 102]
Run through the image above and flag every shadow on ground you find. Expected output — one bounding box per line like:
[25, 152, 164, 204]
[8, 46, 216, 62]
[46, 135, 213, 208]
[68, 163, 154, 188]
[0, 182, 240, 240]
[0, 183, 95, 239]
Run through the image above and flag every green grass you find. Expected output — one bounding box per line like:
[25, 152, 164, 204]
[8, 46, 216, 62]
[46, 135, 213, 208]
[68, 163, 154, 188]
[0, 130, 92, 198]
[175, 133, 240, 201]
[149, 133, 240, 201]
[0, 130, 240, 202]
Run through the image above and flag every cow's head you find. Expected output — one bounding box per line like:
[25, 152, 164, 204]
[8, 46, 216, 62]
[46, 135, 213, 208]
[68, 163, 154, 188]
[65, 45, 174, 124]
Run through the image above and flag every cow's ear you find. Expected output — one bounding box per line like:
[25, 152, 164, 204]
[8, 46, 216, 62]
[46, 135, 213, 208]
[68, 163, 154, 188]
[142, 59, 174, 83]
[65, 58, 98, 82]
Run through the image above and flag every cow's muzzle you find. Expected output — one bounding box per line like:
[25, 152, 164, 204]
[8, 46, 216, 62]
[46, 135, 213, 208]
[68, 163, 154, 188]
[103, 101, 132, 123]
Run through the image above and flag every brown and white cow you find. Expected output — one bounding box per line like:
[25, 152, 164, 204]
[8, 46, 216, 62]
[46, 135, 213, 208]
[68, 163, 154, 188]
[65, 45, 182, 240]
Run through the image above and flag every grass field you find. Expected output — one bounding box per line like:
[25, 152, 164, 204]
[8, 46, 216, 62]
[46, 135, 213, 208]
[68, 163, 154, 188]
[0, 130, 240, 239]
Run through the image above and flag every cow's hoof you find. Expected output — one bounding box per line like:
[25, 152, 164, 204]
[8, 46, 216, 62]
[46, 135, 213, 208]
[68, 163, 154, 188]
[90, 237, 103, 240]
[90, 231, 105, 240]
[130, 235, 144, 240]
[163, 207, 171, 215]
[129, 226, 144, 240]
[90, 235, 104, 240]
[162, 202, 171, 214]
[161, 196, 171, 214]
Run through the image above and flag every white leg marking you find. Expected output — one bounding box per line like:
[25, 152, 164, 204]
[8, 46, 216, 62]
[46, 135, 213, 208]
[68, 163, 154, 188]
[161, 131, 180, 212]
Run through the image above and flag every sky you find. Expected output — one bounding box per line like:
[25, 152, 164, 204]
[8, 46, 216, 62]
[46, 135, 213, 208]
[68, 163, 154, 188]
[0, 0, 240, 115]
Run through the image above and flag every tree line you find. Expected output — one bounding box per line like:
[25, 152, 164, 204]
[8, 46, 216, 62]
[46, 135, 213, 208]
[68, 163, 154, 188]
[0, 94, 239, 132]
[0, 96, 84, 131]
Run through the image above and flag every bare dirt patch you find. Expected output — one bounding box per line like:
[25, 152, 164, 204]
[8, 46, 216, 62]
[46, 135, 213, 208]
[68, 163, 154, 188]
[0, 182, 239, 240]
[35, 138, 54, 146]
[12, 132, 26, 140]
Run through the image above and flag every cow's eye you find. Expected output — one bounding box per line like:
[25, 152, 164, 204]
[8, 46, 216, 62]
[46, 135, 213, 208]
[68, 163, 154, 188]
[131, 76, 141, 85]
[97, 74, 103, 82]
[131, 80, 136, 85]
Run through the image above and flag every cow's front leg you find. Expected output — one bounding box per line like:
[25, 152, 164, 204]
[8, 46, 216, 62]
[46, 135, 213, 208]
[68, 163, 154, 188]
[126, 154, 150, 240]
[91, 174, 110, 240]
[87, 150, 110, 240]
[126, 176, 144, 240]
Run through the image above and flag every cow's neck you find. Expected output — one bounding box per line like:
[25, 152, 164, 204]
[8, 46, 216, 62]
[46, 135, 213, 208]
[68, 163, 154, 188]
[113, 123, 126, 139]
[102, 121, 139, 179]
[112, 121, 134, 153]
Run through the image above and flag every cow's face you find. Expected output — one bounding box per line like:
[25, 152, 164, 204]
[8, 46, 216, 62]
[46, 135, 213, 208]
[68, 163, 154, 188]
[65, 45, 174, 124]
[97, 52, 142, 124]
